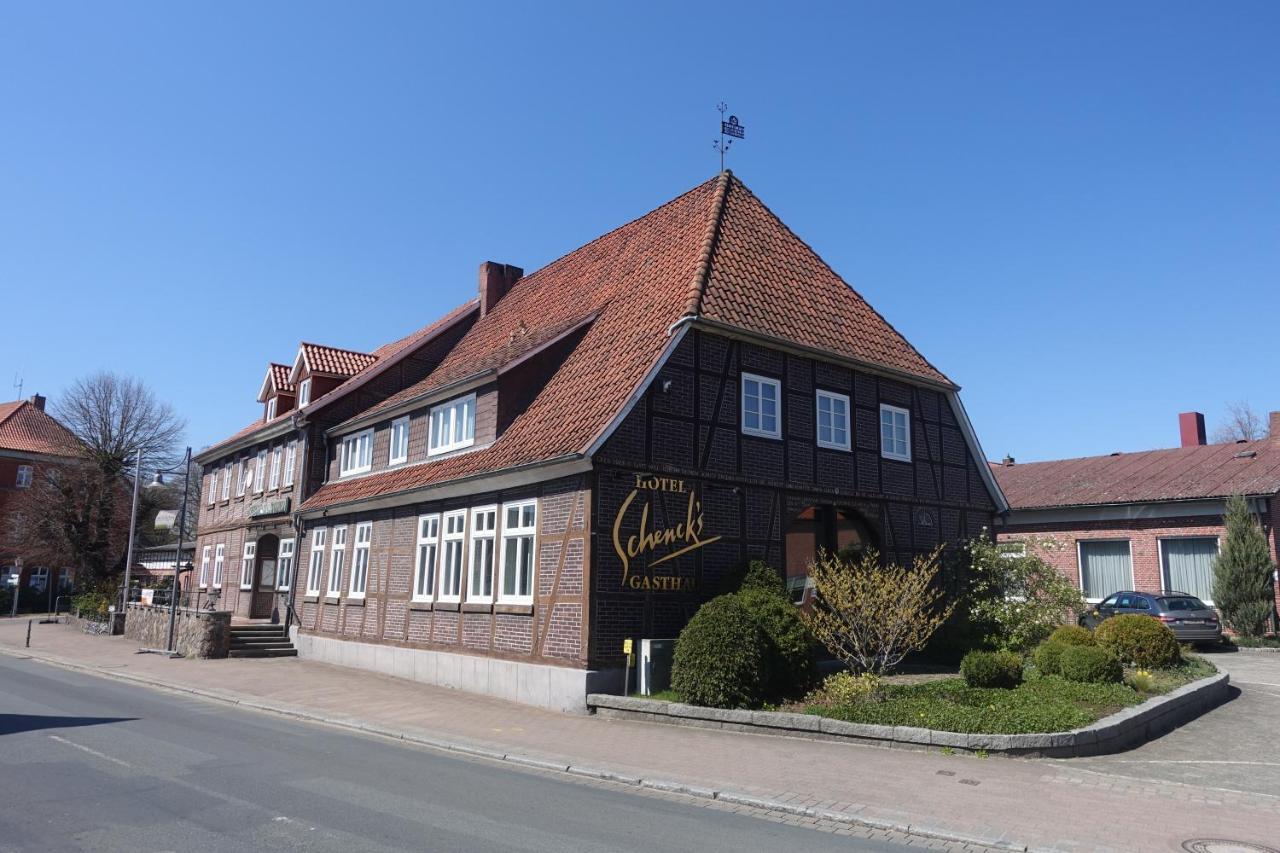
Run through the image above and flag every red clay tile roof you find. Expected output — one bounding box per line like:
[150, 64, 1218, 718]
[302, 172, 954, 512]
[992, 439, 1280, 510]
[270, 364, 294, 394]
[298, 343, 377, 378]
[0, 400, 80, 456]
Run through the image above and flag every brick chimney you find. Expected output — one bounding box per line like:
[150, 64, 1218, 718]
[478, 261, 523, 317]
[1178, 411, 1206, 447]
[1270, 411, 1280, 440]
[28, 394, 45, 412]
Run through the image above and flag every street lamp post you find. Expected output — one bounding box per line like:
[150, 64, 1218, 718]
[121, 447, 143, 614]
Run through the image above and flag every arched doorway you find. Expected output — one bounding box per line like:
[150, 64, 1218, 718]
[250, 534, 279, 619]
[784, 506, 876, 605]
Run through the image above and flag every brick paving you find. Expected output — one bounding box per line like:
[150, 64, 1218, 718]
[2, 617, 1276, 853]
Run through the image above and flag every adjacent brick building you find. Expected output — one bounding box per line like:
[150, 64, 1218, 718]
[273, 171, 1005, 710]
[993, 411, 1280, 621]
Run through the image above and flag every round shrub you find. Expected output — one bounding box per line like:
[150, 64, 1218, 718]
[1094, 614, 1180, 668]
[960, 650, 1024, 688]
[1047, 624, 1095, 647]
[671, 594, 768, 708]
[1032, 640, 1066, 676]
[1059, 645, 1122, 684]
[738, 560, 786, 596]
[737, 586, 814, 698]
[804, 671, 883, 706]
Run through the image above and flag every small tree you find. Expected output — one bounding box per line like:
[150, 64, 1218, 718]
[965, 536, 1086, 651]
[1213, 495, 1277, 637]
[803, 547, 954, 674]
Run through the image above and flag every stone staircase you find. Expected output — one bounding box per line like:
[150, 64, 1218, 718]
[228, 624, 297, 658]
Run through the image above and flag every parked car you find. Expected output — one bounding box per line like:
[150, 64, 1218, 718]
[1079, 590, 1223, 645]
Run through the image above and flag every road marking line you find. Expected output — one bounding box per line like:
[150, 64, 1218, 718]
[48, 735, 132, 768]
[1103, 760, 1280, 767]
[1233, 680, 1280, 688]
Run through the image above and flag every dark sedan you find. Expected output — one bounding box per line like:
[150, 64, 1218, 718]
[1080, 590, 1223, 645]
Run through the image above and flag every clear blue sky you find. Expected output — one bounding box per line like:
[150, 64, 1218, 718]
[2, 2, 1277, 462]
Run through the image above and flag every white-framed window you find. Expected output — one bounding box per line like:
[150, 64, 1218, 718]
[29, 567, 48, 590]
[240, 540, 256, 589]
[1159, 536, 1219, 604]
[349, 522, 372, 597]
[15, 464, 32, 488]
[413, 514, 439, 601]
[1078, 539, 1134, 603]
[428, 394, 476, 456]
[235, 459, 246, 497]
[283, 441, 297, 487]
[298, 378, 312, 407]
[997, 541, 1027, 559]
[253, 449, 267, 492]
[879, 403, 911, 462]
[468, 506, 497, 603]
[213, 544, 225, 588]
[266, 397, 277, 421]
[220, 464, 231, 500]
[339, 429, 373, 476]
[327, 526, 347, 596]
[58, 569, 71, 591]
[207, 473, 216, 505]
[741, 373, 781, 439]
[498, 500, 537, 604]
[815, 390, 850, 451]
[199, 546, 211, 588]
[389, 416, 410, 465]
[437, 510, 466, 602]
[306, 527, 327, 595]
[269, 447, 282, 490]
[277, 538, 295, 591]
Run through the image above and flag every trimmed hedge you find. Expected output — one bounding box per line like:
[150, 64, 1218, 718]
[1032, 641, 1066, 676]
[671, 595, 768, 708]
[960, 650, 1024, 689]
[738, 560, 786, 596]
[1059, 645, 1123, 684]
[1095, 614, 1180, 669]
[1047, 625, 1096, 647]
[737, 586, 814, 698]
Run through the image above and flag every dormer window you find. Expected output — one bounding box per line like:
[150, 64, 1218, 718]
[339, 429, 373, 476]
[298, 378, 312, 407]
[266, 397, 277, 421]
[428, 394, 476, 456]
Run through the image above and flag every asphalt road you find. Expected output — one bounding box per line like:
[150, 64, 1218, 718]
[0, 656, 917, 853]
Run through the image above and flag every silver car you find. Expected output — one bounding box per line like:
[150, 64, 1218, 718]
[1081, 590, 1223, 645]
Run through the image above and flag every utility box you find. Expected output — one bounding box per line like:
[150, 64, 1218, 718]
[639, 638, 676, 695]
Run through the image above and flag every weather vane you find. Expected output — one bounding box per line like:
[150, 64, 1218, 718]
[713, 102, 744, 171]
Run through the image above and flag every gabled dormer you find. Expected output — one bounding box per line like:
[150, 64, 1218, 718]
[287, 342, 377, 410]
[256, 363, 297, 423]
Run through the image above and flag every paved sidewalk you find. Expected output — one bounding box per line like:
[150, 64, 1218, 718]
[1, 618, 1273, 853]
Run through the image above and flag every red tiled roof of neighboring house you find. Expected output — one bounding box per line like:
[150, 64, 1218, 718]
[302, 171, 952, 512]
[270, 363, 294, 394]
[298, 343, 377, 378]
[0, 400, 80, 456]
[198, 300, 479, 461]
[992, 439, 1280, 510]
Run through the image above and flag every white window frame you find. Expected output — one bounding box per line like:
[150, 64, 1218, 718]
[240, 540, 256, 589]
[437, 510, 467, 603]
[253, 449, 267, 493]
[266, 397, 277, 421]
[412, 514, 440, 601]
[298, 378, 312, 407]
[740, 373, 781, 439]
[467, 505, 498, 604]
[815, 389, 851, 451]
[428, 394, 476, 456]
[29, 567, 48, 590]
[269, 446, 282, 490]
[327, 526, 347, 596]
[879, 403, 911, 462]
[15, 464, 32, 488]
[349, 522, 372, 598]
[306, 527, 327, 595]
[207, 472, 216, 505]
[283, 441, 297, 488]
[199, 546, 211, 588]
[213, 544, 225, 588]
[1076, 538, 1135, 604]
[339, 429, 374, 477]
[235, 459, 246, 497]
[277, 538, 296, 592]
[1157, 535, 1220, 605]
[498, 499, 538, 605]
[220, 464, 231, 500]
[389, 416, 410, 466]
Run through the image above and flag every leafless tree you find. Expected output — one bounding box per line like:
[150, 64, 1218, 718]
[1211, 401, 1267, 444]
[54, 371, 185, 474]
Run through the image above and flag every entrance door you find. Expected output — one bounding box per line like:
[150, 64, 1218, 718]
[250, 534, 279, 619]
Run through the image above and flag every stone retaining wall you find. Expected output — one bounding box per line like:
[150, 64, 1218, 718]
[588, 672, 1230, 758]
[123, 604, 231, 658]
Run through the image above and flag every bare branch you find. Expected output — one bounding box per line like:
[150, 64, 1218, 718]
[1211, 400, 1266, 444]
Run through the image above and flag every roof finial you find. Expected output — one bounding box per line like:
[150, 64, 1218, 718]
[713, 102, 744, 172]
